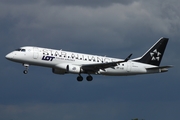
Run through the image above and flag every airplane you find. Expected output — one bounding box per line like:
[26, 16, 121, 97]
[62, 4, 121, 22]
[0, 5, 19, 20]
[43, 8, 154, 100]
[5, 37, 172, 81]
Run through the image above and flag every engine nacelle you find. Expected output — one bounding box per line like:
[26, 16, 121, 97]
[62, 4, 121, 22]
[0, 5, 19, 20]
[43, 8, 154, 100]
[67, 64, 81, 74]
[54, 63, 81, 74]
[52, 68, 66, 74]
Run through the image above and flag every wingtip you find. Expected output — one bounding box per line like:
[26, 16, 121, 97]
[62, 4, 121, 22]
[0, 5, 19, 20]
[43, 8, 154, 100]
[125, 54, 133, 62]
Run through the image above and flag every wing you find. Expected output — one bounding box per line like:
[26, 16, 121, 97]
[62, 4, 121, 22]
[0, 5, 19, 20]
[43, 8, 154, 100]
[81, 54, 132, 72]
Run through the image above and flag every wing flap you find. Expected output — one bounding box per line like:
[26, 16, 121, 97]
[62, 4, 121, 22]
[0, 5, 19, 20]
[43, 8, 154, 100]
[81, 54, 132, 71]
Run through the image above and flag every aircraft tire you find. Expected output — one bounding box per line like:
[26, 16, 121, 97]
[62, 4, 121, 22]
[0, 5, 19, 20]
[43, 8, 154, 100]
[77, 76, 83, 82]
[86, 76, 93, 81]
[23, 70, 28, 74]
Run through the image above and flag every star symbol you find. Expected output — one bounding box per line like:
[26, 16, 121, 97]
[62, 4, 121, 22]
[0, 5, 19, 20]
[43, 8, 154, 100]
[150, 49, 161, 61]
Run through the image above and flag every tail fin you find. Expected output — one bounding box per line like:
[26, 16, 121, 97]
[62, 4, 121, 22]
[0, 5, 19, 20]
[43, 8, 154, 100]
[135, 37, 169, 66]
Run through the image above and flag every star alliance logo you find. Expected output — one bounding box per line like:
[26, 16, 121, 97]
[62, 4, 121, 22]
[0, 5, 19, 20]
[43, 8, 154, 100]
[72, 67, 76, 71]
[150, 49, 161, 61]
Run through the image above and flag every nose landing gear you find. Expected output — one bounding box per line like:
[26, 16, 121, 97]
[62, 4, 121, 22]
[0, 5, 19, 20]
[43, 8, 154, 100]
[23, 70, 28, 74]
[23, 64, 29, 74]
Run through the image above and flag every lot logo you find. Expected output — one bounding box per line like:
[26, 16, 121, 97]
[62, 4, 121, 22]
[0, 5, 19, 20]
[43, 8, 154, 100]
[42, 56, 55, 61]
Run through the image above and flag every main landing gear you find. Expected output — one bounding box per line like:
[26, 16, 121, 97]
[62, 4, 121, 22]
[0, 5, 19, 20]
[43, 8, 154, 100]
[77, 75, 93, 82]
[21, 64, 93, 81]
[23, 64, 29, 74]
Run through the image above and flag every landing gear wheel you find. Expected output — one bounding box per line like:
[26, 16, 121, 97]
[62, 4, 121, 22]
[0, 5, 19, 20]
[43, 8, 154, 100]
[23, 70, 28, 74]
[77, 76, 83, 82]
[23, 63, 29, 74]
[86, 76, 93, 81]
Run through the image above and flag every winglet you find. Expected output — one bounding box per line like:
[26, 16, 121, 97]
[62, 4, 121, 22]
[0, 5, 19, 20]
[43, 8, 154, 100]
[124, 54, 133, 62]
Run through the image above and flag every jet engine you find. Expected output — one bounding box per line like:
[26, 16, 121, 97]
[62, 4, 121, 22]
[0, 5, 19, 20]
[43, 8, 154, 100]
[67, 64, 81, 74]
[52, 68, 66, 74]
[53, 63, 82, 74]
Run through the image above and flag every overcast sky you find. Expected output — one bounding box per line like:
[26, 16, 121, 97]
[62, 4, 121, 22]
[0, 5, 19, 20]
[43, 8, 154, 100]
[0, 0, 180, 120]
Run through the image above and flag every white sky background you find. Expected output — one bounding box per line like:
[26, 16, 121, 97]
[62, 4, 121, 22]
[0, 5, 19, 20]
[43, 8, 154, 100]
[0, 0, 180, 120]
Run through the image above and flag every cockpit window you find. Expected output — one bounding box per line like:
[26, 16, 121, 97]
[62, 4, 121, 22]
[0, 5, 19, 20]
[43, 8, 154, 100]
[15, 48, 26, 52]
[15, 48, 21, 51]
[21, 49, 26, 52]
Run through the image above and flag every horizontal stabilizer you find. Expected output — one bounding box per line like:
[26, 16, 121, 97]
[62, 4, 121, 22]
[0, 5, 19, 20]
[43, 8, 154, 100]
[146, 65, 173, 72]
[146, 65, 173, 70]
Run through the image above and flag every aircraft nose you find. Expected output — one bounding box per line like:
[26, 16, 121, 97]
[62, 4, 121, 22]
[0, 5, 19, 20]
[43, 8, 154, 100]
[5, 53, 13, 60]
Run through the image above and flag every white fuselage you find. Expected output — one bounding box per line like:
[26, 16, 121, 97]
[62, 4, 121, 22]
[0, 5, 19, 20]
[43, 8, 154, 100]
[6, 46, 160, 76]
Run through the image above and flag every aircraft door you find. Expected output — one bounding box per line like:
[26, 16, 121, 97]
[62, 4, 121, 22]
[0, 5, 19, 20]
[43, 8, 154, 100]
[33, 47, 39, 59]
[127, 61, 131, 72]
